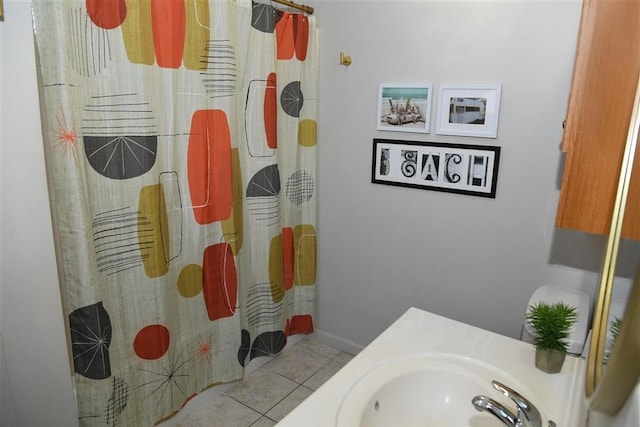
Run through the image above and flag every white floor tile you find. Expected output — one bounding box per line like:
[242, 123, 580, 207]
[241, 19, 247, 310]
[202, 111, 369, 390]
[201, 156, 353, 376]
[333, 351, 355, 365]
[225, 367, 298, 413]
[302, 360, 344, 391]
[176, 338, 345, 425]
[296, 336, 342, 359]
[263, 344, 331, 383]
[177, 395, 261, 427]
[265, 386, 314, 422]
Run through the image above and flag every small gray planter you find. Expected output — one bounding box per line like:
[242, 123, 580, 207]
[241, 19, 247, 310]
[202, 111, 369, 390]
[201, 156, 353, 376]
[535, 348, 566, 374]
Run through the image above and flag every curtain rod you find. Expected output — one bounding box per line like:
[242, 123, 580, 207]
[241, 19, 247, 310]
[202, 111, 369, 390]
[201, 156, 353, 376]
[272, 0, 314, 15]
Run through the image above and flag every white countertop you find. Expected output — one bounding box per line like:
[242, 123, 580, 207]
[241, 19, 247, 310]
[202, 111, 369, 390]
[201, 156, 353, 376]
[278, 307, 587, 426]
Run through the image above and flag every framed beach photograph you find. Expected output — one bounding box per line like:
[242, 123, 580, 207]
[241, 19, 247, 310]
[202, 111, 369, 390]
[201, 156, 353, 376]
[372, 138, 501, 198]
[436, 84, 502, 138]
[376, 83, 433, 133]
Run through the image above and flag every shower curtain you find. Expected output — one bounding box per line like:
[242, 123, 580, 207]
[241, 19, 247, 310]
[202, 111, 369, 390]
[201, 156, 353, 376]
[31, 1, 317, 425]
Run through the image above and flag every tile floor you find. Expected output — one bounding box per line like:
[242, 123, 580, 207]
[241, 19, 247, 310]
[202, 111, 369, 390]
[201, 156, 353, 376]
[176, 336, 355, 427]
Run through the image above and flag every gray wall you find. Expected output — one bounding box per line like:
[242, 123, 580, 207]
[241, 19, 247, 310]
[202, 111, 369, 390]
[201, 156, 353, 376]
[1, 1, 78, 426]
[311, 0, 623, 347]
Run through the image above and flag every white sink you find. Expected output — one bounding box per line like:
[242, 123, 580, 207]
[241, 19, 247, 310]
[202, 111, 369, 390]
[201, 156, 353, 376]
[336, 353, 542, 427]
[277, 308, 586, 427]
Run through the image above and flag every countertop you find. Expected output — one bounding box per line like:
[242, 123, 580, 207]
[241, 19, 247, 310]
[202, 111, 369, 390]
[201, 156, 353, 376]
[278, 307, 587, 426]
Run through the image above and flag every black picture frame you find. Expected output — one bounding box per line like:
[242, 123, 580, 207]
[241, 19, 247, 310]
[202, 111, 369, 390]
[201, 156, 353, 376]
[372, 138, 501, 198]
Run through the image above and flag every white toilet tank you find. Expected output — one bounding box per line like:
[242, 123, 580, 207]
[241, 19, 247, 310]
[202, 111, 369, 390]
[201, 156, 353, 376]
[521, 285, 591, 356]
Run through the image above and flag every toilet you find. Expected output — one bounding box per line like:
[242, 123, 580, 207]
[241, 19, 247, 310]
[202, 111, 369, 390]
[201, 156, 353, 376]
[521, 285, 591, 356]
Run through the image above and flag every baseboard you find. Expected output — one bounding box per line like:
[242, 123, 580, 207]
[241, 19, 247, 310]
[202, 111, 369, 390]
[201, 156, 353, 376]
[309, 329, 365, 355]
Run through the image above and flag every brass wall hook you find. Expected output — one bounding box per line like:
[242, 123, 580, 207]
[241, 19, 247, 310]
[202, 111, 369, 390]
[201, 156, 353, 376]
[340, 52, 352, 66]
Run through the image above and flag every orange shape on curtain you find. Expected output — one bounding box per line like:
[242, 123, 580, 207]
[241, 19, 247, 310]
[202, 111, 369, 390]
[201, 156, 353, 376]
[294, 16, 309, 61]
[86, 0, 127, 29]
[275, 13, 310, 61]
[151, 0, 186, 69]
[187, 110, 233, 225]
[264, 73, 278, 149]
[290, 315, 314, 335]
[282, 227, 294, 290]
[284, 318, 291, 337]
[133, 324, 170, 360]
[202, 243, 238, 321]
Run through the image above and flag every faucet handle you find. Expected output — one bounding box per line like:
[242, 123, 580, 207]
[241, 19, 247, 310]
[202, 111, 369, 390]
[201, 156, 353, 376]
[491, 381, 541, 427]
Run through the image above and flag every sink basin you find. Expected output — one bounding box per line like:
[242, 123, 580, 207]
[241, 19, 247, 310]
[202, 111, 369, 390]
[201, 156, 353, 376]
[336, 353, 541, 427]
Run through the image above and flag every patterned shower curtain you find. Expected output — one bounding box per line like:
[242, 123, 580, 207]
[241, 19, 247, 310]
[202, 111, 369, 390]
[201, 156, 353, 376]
[31, 1, 317, 425]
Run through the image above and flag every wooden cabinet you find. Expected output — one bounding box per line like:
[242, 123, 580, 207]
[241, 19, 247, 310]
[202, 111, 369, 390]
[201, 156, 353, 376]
[556, 0, 640, 239]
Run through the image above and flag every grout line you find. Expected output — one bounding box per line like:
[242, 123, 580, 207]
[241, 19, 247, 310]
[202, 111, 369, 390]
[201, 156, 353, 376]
[249, 415, 278, 426]
[224, 395, 263, 416]
[243, 341, 337, 418]
[264, 383, 315, 423]
[247, 415, 278, 427]
[263, 383, 305, 416]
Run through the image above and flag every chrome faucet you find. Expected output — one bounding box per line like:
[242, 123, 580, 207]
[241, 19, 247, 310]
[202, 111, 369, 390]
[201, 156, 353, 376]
[472, 380, 544, 427]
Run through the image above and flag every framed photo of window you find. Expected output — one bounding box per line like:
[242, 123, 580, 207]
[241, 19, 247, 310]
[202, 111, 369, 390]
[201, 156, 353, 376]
[376, 84, 433, 133]
[435, 84, 502, 138]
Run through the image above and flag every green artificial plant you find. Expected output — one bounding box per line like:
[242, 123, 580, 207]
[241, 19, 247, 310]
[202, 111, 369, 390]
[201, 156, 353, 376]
[604, 316, 623, 364]
[609, 316, 622, 345]
[525, 301, 578, 354]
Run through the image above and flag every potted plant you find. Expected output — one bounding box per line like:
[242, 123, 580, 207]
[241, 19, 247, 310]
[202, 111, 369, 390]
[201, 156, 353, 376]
[525, 301, 578, 373]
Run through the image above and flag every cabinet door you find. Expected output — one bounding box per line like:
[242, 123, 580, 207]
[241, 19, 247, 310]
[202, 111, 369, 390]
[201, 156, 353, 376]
[556, 0, 640, 239]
